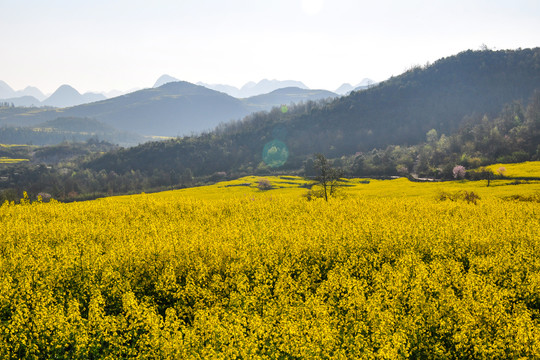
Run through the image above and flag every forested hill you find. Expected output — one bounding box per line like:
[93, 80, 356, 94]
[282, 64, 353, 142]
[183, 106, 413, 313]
[293, 47, 540, 154]
[85, 48, 540, 177]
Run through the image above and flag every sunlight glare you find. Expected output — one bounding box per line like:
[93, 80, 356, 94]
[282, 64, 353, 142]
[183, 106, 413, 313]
[301, 0, 324, 15]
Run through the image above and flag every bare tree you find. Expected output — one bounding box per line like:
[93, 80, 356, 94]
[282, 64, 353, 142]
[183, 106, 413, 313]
[313, 153, 343, 201]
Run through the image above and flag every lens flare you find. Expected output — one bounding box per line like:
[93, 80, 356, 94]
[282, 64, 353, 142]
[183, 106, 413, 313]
[262, 139, 289, 168]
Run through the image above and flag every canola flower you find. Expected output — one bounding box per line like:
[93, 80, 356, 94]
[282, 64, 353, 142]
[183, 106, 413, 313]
[484, 161, 540, 178]
[0, 179, 539, 359]
[0, 157, 29, 164]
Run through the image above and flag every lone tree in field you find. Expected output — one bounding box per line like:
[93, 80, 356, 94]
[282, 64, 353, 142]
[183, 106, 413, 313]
[313, 153, 343, 201]
[453, 165, 466, 179]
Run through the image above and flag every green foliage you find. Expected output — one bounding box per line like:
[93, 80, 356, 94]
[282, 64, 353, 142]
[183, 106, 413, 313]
[497, 150, 530, 163]
[467, 167, 496, 186]
[340, 90, 540, 179]
[502, 192, 540, 202]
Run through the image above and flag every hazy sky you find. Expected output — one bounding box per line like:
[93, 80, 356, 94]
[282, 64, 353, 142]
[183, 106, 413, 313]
[2, 0, 539, 94]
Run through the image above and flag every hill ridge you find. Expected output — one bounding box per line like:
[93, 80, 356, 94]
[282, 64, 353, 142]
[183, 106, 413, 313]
[83, 48, 540, 178]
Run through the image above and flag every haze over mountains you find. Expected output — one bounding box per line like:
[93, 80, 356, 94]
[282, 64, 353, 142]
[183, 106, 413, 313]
[0, 80, 46, 105]
[155, 74, 322, 98]
[0, 81, 106, 107]
[0, 80, 338, 138]
[156, 75, 376, 98]
[41, 85, 107, 108]
[334, 78, 376, 95]
[1, 76, 362, 110]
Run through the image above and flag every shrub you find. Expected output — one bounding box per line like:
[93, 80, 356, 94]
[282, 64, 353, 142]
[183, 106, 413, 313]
[257, 178, 273, 191]
[502, 192, 540, 203]
[37, 192, 52, 202]
[303, 188, 325, 201]
[437, 190, 480, 204]
[497, 151, 530, 163]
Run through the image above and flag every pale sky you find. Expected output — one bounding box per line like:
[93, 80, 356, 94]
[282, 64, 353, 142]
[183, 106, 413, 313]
[1, 0, 539, 95]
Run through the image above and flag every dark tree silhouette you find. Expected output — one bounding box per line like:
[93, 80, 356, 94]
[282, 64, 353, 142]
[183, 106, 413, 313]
[313, 154, 343, 201]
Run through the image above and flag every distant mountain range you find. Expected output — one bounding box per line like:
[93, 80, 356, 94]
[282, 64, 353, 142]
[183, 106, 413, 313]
[0, 80, 46, 105]
[0, 81, 337, 138]
[155, 75, 324, 98]
[0, 81, 106, 107]
[1, 96, 42, 107]
[0, 75, 363, 142]
[1, 76, 367, 110]
[41, 85, 107, 107]
[153, 75, 179, 88]
[334, 78, 376, 95]
[236, 79, 310, 98]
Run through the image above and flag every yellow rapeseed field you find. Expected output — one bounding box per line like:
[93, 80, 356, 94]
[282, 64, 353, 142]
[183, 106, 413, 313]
[484, 161, 540, 178]
[0, 173, 539, 358]
[0, 157, 29, 164]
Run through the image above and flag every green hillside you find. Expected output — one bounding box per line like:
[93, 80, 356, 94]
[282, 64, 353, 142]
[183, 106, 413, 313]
[291, 48, 540, 154]
[84, 48, 540, 178]
[37, 117, 118, 133]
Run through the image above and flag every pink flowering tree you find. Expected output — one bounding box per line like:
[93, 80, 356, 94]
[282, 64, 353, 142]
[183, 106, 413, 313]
[453, 165, 466, 179]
